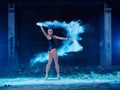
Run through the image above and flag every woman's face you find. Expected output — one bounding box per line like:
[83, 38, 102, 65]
[48, 29, 53, 36]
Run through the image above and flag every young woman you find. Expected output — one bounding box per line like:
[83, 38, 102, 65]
[40, 26, 71, 80]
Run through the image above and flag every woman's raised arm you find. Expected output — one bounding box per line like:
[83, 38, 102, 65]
[40, 26, 50, 39]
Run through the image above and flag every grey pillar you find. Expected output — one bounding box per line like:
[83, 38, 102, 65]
[100, 3, 112, 68]
[8, 3, 18, 69]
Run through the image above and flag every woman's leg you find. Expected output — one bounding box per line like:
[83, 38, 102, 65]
[45, 52, 53, 79]
[53, 49, 60, 79]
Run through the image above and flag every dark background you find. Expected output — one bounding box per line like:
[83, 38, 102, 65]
[15, 2, 101, 66]
[0, 2, 8, 69]
[0, 0, 120, 70]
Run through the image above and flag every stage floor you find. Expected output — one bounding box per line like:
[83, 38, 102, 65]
[0, 77, 120, 90]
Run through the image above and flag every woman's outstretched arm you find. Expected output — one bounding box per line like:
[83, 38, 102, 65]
[40, 26, 50, 39]
[53, 35, 72, 40]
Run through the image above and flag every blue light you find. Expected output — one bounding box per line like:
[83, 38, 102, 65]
[113, 36, 120, 57]
[30, 20, 86, 66]
[115, 37, 120, 49]
[116, 39, 120, 52]
[118, 40, 120, 47]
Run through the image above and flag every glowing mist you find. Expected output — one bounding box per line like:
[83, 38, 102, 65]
[30, 20, 85, 66]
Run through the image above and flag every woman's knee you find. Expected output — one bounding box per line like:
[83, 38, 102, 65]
[47, 61, 52, 66]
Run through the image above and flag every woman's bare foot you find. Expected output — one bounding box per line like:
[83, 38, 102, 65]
[57, 75, 61, 80]
[44, 75, 48, 80]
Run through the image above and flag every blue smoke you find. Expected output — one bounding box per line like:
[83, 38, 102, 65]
[30, 20, 85, 66]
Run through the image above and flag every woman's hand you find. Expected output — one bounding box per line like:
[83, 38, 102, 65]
[66, 38, 72, 41]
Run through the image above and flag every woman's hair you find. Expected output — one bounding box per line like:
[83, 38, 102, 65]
[48, 26, 53, 31]
[48, 28, 53, 34]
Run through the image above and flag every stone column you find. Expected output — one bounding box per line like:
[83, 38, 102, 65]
[8, 2, 18, 69]
[100, 3, 112, 68]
